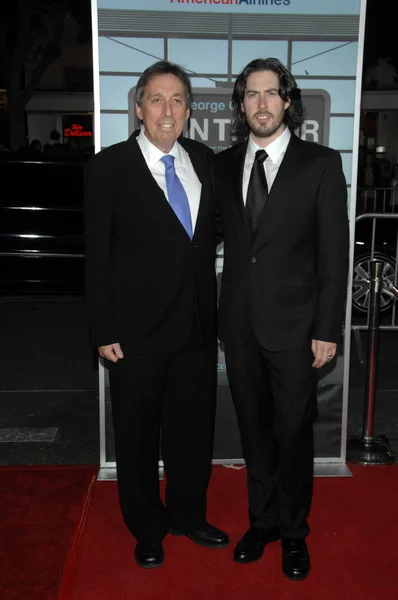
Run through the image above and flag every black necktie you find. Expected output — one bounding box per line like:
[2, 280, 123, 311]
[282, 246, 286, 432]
[246, 149, 268, 235]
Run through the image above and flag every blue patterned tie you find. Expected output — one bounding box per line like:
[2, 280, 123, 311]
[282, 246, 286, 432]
[161, 154, 193, 239]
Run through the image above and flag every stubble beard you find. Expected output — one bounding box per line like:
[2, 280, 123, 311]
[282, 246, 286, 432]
[249, 113, 284, 139]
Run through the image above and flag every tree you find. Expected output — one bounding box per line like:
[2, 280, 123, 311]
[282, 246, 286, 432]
[0, 0, 91, 150]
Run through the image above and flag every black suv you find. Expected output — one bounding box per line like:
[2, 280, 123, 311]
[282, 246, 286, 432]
[0, 153, 87, 295]
[1, 156, 397, 317]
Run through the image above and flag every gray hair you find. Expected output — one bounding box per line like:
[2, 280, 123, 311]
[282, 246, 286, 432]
[135, 60, 192, 108]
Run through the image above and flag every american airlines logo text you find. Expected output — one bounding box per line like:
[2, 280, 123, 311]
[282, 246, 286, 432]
[170, 0, 291, 6]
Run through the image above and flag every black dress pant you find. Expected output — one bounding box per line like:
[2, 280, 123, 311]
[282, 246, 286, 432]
[108, 322, 217, 544]
[224, 335, 318, 539]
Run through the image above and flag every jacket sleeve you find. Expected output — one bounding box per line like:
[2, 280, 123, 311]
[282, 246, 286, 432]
[84, 156, 119, 348]
[313, 150, 350, 343]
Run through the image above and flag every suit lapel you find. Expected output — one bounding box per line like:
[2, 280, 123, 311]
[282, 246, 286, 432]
[185, 143, 206, 188]
[232, 141, 249, 226]
[120, 135, 216, 241]
[122, 134, 195, 239]
[180, 138, 209, 239]
[121, 133, 166, 202]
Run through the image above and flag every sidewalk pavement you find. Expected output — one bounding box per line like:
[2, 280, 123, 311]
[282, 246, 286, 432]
[0, 295, 397, 465]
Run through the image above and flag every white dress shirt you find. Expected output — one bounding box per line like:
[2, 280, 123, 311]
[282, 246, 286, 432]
[242, 127, 291, 205]
[137, 129, 201, 231]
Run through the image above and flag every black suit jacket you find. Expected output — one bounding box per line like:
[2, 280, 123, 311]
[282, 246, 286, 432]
[212, 134, 350, 351]
[84, 133, 218, 354]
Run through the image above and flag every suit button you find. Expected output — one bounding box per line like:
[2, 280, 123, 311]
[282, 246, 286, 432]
[192, 244, 199, 249]
[251, 257, 256, 263]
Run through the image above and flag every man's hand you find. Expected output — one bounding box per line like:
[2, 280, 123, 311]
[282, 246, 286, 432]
[311, 340, 336, 369]
[98, 342, 124, 363]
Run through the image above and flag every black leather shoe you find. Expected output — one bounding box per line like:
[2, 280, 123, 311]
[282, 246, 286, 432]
[234, 526, 280, 564]
[281, 538, 310, 581]
[169, 522, 229, 548]
[134, 542, 164, 568]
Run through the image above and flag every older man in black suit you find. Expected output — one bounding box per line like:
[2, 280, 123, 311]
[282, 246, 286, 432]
[212, 58, 349, 581]
[84, 60, 228, 569]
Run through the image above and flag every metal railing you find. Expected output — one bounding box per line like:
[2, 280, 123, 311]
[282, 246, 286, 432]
[357, 186, 398, 214]
[352, 192, 398, 331]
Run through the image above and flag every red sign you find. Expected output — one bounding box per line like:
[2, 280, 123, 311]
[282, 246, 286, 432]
[64, 123, 92, 137]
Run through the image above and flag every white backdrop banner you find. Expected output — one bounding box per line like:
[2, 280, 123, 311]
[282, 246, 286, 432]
[92, 0, 366, 467]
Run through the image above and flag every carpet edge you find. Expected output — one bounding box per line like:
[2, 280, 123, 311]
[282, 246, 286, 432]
[56, 465, 99, 600]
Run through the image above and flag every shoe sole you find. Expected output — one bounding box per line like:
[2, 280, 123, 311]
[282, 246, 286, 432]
[186, 536, 230, 549]
[170, 529, 229, 548]
[234, 550, 265, 564]
[169, 528, 183, 536]
[283, 571, 310, 581]
[234, 534, 280, 564]
[135, 555, 165, 569]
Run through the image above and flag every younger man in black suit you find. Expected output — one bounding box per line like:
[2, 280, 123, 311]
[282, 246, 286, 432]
[84, 61, 228, 568]
[212, 58, 349, 580]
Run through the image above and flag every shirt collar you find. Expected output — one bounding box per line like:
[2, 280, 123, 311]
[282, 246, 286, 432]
[247, 126, 291, 164]
[137, 128, 184, 167]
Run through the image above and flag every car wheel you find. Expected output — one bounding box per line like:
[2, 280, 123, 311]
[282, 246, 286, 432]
[352, 251, 397, 315]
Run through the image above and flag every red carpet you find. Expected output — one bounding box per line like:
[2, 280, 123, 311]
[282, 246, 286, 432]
[70, 463, 398, 600]
[0, 465, 98, 600]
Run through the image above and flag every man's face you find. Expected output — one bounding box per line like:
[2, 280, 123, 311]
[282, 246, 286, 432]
[136, 73, 190, 153]
[241, 70, 291, 146]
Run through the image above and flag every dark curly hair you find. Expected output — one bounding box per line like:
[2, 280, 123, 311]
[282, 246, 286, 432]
[231, 57, 305, 138]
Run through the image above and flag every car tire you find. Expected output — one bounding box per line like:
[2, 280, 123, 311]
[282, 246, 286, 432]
[352, 250, 397, 315]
